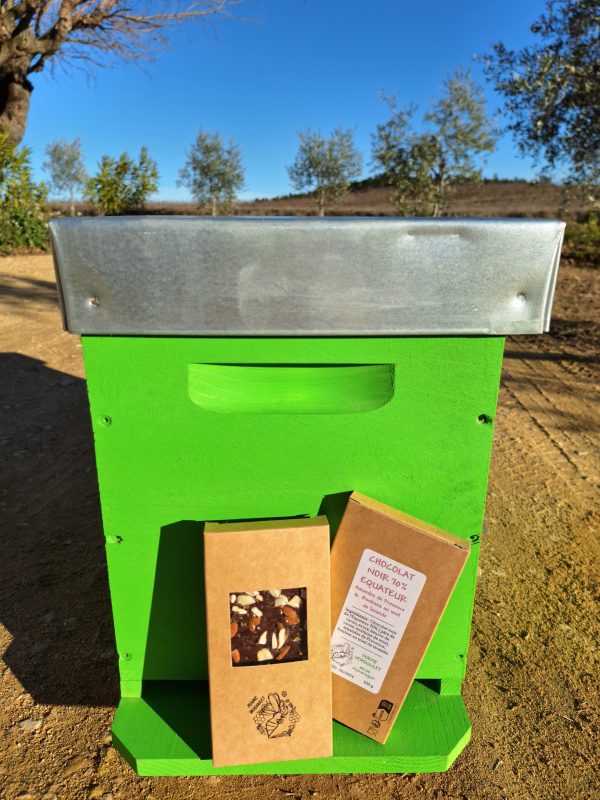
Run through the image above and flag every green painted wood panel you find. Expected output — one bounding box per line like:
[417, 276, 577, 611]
[82, 335, 503, 773]
[188, 364, 395, 414]
[112, 680, 471, 775]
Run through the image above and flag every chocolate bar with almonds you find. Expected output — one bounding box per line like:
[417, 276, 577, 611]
[229, 588, 307, 666]
[204, 517, 331, 767]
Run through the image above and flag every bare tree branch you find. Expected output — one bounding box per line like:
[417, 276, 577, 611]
[0, 0, 243, 142]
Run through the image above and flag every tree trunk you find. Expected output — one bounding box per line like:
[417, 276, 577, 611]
[211, 195, 217, 216]
[69, 192, 76, 217]
[0, 74, 33, 146]
[436, 173, 445, 217]
[317, 190, 325, 217]
[433, 162, 446, 218]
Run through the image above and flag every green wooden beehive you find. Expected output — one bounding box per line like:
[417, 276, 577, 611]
[50, 216, 564, 775]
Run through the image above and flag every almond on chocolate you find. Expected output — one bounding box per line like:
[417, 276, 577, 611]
[282, 605, 300, 626]
[228, 586, 308, 666]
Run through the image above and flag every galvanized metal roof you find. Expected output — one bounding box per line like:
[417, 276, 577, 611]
[49, 216, 565, 336]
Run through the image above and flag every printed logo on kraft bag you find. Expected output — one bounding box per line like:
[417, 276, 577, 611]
[248, 692, 300, 739]
[366, 699, 394, 739]
[331, 641, 354, 667]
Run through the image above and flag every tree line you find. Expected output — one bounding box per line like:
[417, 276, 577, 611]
[0, 0, 597, 252]
[1, 65, 497, 221]
[39, 67, 490, 219]
[0, 1, 596, 193]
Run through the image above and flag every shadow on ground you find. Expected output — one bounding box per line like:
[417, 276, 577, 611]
[0, 352, 118, 707]
[0, 273, 58, 307]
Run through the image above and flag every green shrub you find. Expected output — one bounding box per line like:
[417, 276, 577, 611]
[563, 218, 600, 268]
[85, 147, 159, 215]
[0, 133, 48, 254]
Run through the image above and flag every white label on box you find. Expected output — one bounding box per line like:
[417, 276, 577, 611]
[331, 548, 426, 693]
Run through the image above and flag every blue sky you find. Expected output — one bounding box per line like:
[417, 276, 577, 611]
[23, 0, 548, 201]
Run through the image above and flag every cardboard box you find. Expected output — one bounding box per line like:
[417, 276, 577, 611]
[330, 492, 470, 743]
[204, 516, 332, 767]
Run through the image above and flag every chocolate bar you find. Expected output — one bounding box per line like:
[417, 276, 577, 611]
[330, 492, 470, 743]
[205, 517, 331, 766]
[229, 588, 307, 666]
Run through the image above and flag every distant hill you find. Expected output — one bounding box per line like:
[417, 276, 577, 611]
[234, 179, 584, 221]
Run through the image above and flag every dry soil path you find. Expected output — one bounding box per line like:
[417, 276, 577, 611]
[0, 256, 598, 800]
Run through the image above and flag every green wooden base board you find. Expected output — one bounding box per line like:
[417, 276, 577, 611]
[112, 680, 471, 776]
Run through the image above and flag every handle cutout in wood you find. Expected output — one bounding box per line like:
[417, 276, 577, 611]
[188, 364, 394, 414]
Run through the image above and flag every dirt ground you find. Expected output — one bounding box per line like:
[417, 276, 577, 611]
[0, 254, 598, 800]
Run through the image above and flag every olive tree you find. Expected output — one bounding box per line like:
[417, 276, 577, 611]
[482, 0, 599, 185]
[372, 69, 496, 216]
[0, 1, 240, 145]
[424, 68, 497, 215]
[287, 127, 363, 216]
[43, 137, 88, 215]
[84, 146, 159, 215]
[177, 131, 244, 215]
[370, 98, 437, 216]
